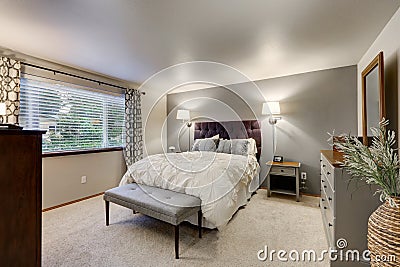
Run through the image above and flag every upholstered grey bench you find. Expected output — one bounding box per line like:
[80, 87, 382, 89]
[103, 183, 202, 259]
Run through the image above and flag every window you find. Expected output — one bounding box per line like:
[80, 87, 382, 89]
[20, 76, 125, 153]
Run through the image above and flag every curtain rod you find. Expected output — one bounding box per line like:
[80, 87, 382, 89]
[21, 62, 145, 95]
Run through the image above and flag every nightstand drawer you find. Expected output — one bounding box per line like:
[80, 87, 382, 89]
[270, 166, 296, 176]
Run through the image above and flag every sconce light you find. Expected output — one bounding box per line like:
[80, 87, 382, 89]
[262, 102, 282, 125]
[176, 109, 192, 151]
[176, 109, 192, 127]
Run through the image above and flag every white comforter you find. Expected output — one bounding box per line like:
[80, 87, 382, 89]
[120, 151, 260, 228]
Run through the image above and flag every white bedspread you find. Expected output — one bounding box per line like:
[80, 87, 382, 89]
[120, 151, 260, 228]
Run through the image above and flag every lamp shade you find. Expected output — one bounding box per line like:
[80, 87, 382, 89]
[0, 102, 6, 116]
[262, 101, 280, 115]
[176, 109, 190, 120]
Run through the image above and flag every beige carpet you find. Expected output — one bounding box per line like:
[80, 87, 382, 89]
[42, 189, 329, 266]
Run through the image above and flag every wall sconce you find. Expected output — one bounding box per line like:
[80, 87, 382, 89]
[176, 109, 192, 151]
[262, 102, 281, 125]
[176, 109, 192, 127]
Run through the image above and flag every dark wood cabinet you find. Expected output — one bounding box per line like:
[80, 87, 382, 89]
[0, 130, 44, 267]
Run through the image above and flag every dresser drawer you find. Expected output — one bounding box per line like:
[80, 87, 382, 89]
[320, 196, 326, 217]
[320, 189, 328, 215]
[320, 197, 335, 248]
[321, 155, 335, 190]
[321, 179, 335, 213]
[327, 218, 335, 247]
[320, 185, 334, 220]
[270, 166, 296, 176]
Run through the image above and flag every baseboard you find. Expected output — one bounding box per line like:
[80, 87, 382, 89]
[301, 193, 321, 197]
[258, 187, 321, 198]
[42, 192, 104, 212]
[302, 192, 321, 198]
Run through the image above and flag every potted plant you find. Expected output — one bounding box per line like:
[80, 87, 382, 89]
[334, 119, 400, 266]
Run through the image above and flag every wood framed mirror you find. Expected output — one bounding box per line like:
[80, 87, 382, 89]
[362, 51, 385, 145]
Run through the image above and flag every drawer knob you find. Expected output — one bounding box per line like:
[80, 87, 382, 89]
[320, 160, 322, 162]
[322, 179, 325, 182]
[281, 169, 284, 172]
[328, 197, 332, 201]
[324, 207, 327, 209]
[321, 198, 325, 201]
[328, 223, 333, 227]
[323, 164, 326, 168]
[324, 185, 327, 189]
[327, 172, 331, 175]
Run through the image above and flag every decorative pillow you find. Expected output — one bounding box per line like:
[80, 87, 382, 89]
[216, 139, 232, 154]
[231, 138, 257, 156]
[192, 138, 219, 152]
[210, 134, 220, 140]
[248, 138, 258, 155]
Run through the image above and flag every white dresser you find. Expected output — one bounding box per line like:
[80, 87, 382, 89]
[320, 150, 381, 266]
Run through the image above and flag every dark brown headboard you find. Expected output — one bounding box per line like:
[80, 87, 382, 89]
[194, 120, 261, 160]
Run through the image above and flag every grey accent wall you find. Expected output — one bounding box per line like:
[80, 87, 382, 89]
[167, 65, 357, 195]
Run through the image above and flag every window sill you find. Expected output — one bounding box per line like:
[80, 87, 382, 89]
[42, 147, 123, 158]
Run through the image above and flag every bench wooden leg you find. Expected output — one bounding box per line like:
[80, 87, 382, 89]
[198, 210, 202, 238]
[175, 225, 179, 259]
[105, 201, 110, 226]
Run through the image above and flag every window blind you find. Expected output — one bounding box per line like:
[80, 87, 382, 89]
[20, 76, 125, 152]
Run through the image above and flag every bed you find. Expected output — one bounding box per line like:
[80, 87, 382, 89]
[120, 120, 261, 229]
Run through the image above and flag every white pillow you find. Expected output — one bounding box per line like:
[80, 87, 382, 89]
[248, 138, 258, 155]
[231, 138, 257, 156]
[216, 139, 232, 154]
[192, 138, 218, 152]
[210, 134, 220, 140]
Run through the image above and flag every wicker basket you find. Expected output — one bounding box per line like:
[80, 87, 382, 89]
[368, 197, 400, 266]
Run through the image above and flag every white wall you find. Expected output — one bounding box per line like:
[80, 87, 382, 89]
[42, 151, 126, 209]
[141, 96, 167, 157]
[358, 7, 400, 135]
[140, 82, 168, 157]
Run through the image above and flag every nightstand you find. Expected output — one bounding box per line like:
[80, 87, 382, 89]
[266, 161, 301, 201]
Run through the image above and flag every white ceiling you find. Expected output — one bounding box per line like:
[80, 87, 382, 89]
[0, 0, 399, 87]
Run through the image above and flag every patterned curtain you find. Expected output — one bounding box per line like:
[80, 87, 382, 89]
[0, 57, 21, 124]
[124, 88, 143, 166]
